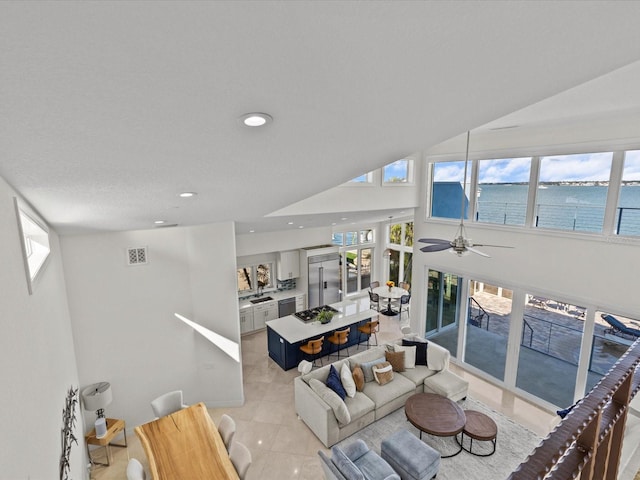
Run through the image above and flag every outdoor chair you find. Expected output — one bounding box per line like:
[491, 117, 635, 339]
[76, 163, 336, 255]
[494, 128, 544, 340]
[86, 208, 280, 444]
[601, 314, 640, 339]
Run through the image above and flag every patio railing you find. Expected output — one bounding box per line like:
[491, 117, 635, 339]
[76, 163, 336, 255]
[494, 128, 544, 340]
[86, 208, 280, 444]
[521, 313, 583, 365]
[468, 297, 490, 330]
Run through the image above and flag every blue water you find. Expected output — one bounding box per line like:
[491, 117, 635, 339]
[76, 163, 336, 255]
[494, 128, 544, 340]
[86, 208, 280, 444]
[476, 184, 640, 235]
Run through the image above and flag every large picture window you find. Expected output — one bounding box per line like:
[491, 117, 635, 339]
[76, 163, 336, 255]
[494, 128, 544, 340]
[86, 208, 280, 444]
[431, 161, 469, 220]
[536, 152, 613, 233]
[476, 158, 531, 226]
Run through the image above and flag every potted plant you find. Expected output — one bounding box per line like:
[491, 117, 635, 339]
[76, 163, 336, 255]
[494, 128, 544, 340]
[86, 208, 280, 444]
[317, 310, 334, 324]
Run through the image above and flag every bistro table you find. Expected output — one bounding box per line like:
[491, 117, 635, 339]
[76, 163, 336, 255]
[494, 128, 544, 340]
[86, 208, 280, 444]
[373, 286, 408, 316]
[135, 402, 239, 480]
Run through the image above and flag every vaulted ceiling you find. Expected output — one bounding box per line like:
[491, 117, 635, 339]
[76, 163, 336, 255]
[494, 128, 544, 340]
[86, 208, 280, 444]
[2, 1, 640, 235]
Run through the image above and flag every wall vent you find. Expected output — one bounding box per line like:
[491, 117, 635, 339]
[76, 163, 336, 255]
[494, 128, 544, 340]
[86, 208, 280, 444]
[127, 247, 148, 266]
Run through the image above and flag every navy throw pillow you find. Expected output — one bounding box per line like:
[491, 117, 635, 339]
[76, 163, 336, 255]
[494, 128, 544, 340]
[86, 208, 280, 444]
[326, 364, 347, 400]
[402, 339, 428, 366]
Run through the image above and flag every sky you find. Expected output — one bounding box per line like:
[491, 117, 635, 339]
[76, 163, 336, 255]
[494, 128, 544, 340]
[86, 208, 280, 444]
[433, 150, 640, 183]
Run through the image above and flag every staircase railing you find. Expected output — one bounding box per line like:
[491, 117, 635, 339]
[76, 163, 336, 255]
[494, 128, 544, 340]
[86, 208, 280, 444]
[468, 297, 490, 330]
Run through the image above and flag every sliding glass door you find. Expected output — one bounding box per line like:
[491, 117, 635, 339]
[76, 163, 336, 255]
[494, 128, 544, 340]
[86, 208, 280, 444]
[426, 269, 461, 357]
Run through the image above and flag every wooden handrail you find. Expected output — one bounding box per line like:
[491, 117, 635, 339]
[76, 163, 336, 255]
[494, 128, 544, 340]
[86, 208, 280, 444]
[509, 339, 640, 480]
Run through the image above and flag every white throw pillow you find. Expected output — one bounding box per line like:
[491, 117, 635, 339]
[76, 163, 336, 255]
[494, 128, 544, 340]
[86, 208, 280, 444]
[340, 362, 357, 398]
[393, 345, 416, 369]
[309, 378, 351, 425]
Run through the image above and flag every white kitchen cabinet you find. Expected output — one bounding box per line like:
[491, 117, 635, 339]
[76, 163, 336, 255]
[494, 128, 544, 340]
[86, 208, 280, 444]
[295, 293, 306, 312]
[239, 306, 254, 334]
[277, 250, 300, 280]
[253, 301, 278, 330]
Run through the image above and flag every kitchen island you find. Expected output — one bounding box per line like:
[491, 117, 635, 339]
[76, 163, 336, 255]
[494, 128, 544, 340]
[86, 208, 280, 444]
[266, 297, 377, 370]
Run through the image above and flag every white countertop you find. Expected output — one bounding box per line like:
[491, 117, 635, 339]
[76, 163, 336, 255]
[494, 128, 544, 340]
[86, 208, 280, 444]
[265, 297, 377, 344]
[239, 289, 305, 309]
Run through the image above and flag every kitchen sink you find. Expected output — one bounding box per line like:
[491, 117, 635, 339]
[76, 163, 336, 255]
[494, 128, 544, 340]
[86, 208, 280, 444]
[250, 296, 273, 304]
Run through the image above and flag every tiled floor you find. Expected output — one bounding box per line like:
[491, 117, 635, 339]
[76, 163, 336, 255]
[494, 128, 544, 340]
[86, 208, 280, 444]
[90, 306, 559, 480]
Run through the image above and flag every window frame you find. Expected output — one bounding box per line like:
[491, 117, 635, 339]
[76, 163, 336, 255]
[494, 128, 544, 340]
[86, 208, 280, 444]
[14, 198, 51, 294]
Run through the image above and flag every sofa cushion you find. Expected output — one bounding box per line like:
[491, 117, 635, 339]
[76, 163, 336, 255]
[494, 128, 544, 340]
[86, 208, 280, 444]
[360, 357, 387, 383]
[373, 362, 394, 386]
[385, 350, 405, 372]
[362, 373, 415, 409]
[426, 343, 447, 371]
[392, 345, 416, 369]
[398, 365, 438, 386]
[402, 339, 427, 366]
[302, 359, 348, 385]
[309, 378, 351, 425]
[348, 347, 387, 371]
[352, 366, 365, 392]
[327, 365, 347, 400]
[343, 392, 375, 423]
[319, 450, 347, 480]
[341, 363, 357, 398]
[331, 446, 365, 480]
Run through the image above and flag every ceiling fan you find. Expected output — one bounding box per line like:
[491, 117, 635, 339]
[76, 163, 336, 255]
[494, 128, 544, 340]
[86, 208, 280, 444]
[419, 131, 513, 258]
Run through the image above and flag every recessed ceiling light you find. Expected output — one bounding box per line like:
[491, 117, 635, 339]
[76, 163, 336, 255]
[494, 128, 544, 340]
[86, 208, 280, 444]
[287, 221, 294, 225]
[178, 192, 197, 198]
[298, 225, 304, 229]
[331, 222, 337, 226]
[154, 220, 166, 225]
[240, 112, 273, 127]
[341, 217, 348, 221]
[249, 229, 255, 233]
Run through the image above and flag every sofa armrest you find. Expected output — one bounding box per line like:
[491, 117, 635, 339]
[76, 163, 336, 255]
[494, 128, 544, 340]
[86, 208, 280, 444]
[295, 376, 340, 447]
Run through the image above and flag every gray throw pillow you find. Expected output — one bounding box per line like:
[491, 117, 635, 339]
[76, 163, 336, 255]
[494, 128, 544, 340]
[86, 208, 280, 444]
[359, 357, 387, 383]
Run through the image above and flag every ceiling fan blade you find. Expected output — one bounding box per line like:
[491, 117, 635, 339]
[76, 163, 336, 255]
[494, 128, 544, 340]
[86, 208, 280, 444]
[420, 244, 452, 253]
[466, 246, 491, 258]
[418, 238, 450, 244]
[472, 244, 514, 249]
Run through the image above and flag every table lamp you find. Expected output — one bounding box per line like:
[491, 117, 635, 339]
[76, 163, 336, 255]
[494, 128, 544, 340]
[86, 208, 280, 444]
[82, 382, 113, 438]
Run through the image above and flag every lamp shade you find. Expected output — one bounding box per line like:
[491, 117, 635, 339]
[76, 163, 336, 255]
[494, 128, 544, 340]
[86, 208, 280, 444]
[82, 382, 113, 412]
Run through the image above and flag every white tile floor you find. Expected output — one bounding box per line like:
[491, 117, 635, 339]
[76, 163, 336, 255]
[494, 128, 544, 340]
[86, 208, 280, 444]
[90, 310, 559, 480]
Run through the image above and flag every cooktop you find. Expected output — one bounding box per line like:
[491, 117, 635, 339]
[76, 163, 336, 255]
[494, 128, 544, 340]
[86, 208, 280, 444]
[294, 305, 339, 323]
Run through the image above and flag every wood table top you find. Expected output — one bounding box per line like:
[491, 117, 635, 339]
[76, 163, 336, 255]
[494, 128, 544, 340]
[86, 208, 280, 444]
[134, 402, 239, 480]
[405, 393, 466, 437]
[462, 410, 498, 441]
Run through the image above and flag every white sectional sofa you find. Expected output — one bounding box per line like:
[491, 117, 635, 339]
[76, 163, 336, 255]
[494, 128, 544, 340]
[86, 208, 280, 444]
[294, 338, 468, 447]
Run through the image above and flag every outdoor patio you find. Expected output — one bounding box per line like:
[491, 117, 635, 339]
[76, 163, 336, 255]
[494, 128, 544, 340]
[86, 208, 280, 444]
[428, 289, 636, 407]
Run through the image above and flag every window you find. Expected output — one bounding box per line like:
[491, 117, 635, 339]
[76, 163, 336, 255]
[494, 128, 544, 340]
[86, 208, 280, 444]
[386, 221, 413, 286]
[476, 158, 531, 226]
[383, 159, 412, 183]
[431, 161, 469, 220]
[334, 227, 376, 294]
[236, 263, 273, 294]
[425, 270, 461, 358]
[348, 172, 373, 184]
[15, 201, 51, 294]
[536, 152, 613, 232]
[617, 150, 640, 236]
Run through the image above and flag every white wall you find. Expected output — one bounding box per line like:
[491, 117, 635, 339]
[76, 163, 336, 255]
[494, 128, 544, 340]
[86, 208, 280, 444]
[235, 226, 331, 257]
[0, 178, 84, 480]
[61, 221, 243, 433]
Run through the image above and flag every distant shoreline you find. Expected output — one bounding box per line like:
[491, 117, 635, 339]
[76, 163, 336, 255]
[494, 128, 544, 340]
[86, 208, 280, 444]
[480, 181, 640, 187]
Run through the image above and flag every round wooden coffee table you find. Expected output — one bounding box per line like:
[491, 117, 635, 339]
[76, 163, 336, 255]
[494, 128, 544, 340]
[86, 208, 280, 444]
[405, 393, 466, 457]
[457, 410, 498, 456]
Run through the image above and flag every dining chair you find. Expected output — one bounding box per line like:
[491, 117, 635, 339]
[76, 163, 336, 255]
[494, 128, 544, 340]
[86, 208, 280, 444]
[357, 319, 379, 349]
[368, 290, 381, 311]
[299, 336, 324, 368]
[399, 281, 410, 291]
[126, 458, 146, 480]
[327, 327, 350, 359]
[229, 441, 252, 480]
[150, 390, 188, 418]
[217, 414, 236, 452]
[398, 294, 411, 320]
[369, 280, 380, 289]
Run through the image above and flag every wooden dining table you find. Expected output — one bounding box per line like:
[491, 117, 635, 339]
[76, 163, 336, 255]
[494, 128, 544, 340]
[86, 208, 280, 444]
[372, 286, 409, 316]
[134, 402, 239, 480]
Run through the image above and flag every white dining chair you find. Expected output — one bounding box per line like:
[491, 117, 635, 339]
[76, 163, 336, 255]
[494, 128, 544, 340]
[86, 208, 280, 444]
[229, 441, 252, 480]
[126, 458, 146, 480]
[150, 390, 188, 418]
[218, 413, 236, 451]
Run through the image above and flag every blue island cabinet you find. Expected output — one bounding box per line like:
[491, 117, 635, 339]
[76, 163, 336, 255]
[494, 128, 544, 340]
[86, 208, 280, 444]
[267, 322, 371, 371]
[267, 326, 303, 370]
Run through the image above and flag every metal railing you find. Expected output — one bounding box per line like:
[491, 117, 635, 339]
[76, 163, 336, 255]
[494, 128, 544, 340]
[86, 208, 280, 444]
[521, 318, 533, 347]
[521, 313, 583, 365]
[468, 297, 490, 330]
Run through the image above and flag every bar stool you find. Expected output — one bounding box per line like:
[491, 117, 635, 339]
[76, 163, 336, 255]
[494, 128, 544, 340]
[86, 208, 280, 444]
[357, 320, 379, 349]
[327, 327, 350, 359]
[299, 336, 324, 368]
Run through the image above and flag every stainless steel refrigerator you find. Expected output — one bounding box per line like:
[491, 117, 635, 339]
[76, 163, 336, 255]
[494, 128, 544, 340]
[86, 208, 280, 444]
[308, 252, 341, 308]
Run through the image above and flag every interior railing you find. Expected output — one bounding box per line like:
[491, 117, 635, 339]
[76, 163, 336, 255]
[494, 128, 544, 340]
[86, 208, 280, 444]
[508, 339, 640, 480]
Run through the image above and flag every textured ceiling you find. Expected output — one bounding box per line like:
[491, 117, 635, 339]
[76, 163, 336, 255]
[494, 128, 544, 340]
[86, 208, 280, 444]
[2, 1, 640, 235]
